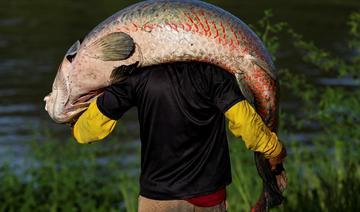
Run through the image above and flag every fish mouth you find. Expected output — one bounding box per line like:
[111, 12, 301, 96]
[64, 89, 105, 118]
[44, 89, 104, 124]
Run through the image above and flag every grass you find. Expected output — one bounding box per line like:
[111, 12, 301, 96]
[227, 137, 360, 212]
[1, 10, 359, 212]
[0, 139, 132, 212]
[1, 132, 358, 211]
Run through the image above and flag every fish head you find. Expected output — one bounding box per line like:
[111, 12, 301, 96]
[44, 32, 136, 124]
[44, 40, 105, 123]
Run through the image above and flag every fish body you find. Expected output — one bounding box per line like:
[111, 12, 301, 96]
[44, 0, 282, 210]
[45, 0, 277, 127]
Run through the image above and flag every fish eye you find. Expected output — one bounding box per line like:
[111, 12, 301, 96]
[65, 40, 81, 63]
[66, 53, 76, 63]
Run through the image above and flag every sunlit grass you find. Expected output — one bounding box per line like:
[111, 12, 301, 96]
[0, 138, 128, 212]
[1, 136, 359, 211]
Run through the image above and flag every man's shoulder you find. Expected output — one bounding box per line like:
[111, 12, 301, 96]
[128, 61, 236, 88]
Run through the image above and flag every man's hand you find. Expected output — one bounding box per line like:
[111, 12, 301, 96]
[276, 170, 287, 192]
[268, 147, 287, 192]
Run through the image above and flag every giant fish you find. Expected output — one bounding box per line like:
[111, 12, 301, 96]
[44, 0, 285, 211]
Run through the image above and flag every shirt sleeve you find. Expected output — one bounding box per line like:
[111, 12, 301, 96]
[96, 77, 135, 120]
[73, 100, 117, 144]
[210, 68, 245, 112]
[224, 100, 283, 159]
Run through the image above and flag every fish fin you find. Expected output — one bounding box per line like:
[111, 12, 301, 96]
[88, 32, 135, 61]
[235, 72, 255, 106]
[246, 55, 277, 80]
[110, 61, 139, 84]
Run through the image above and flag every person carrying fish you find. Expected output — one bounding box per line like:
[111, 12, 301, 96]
[44, 1, 287, 211]
[70, 61, 286, 212]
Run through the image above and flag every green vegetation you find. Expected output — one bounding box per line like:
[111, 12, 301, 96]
[1, 10, 359, 212]
[0, 138, 138, 212]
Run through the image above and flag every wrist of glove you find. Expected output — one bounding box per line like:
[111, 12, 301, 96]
[268, 146, 287, 172]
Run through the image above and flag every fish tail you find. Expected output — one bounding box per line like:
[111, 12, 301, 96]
[252, 152, 285, 212]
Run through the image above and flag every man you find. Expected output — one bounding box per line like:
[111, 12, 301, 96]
[72, 62, 286, 211]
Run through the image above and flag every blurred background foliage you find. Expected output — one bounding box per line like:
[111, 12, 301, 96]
[0, 0, 359, 211]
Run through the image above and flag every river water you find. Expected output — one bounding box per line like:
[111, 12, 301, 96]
[0, 0, 359, 162]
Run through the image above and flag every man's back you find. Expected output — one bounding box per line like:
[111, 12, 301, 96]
[72, 61, 286, 211]
[96, 62, 244, 199]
